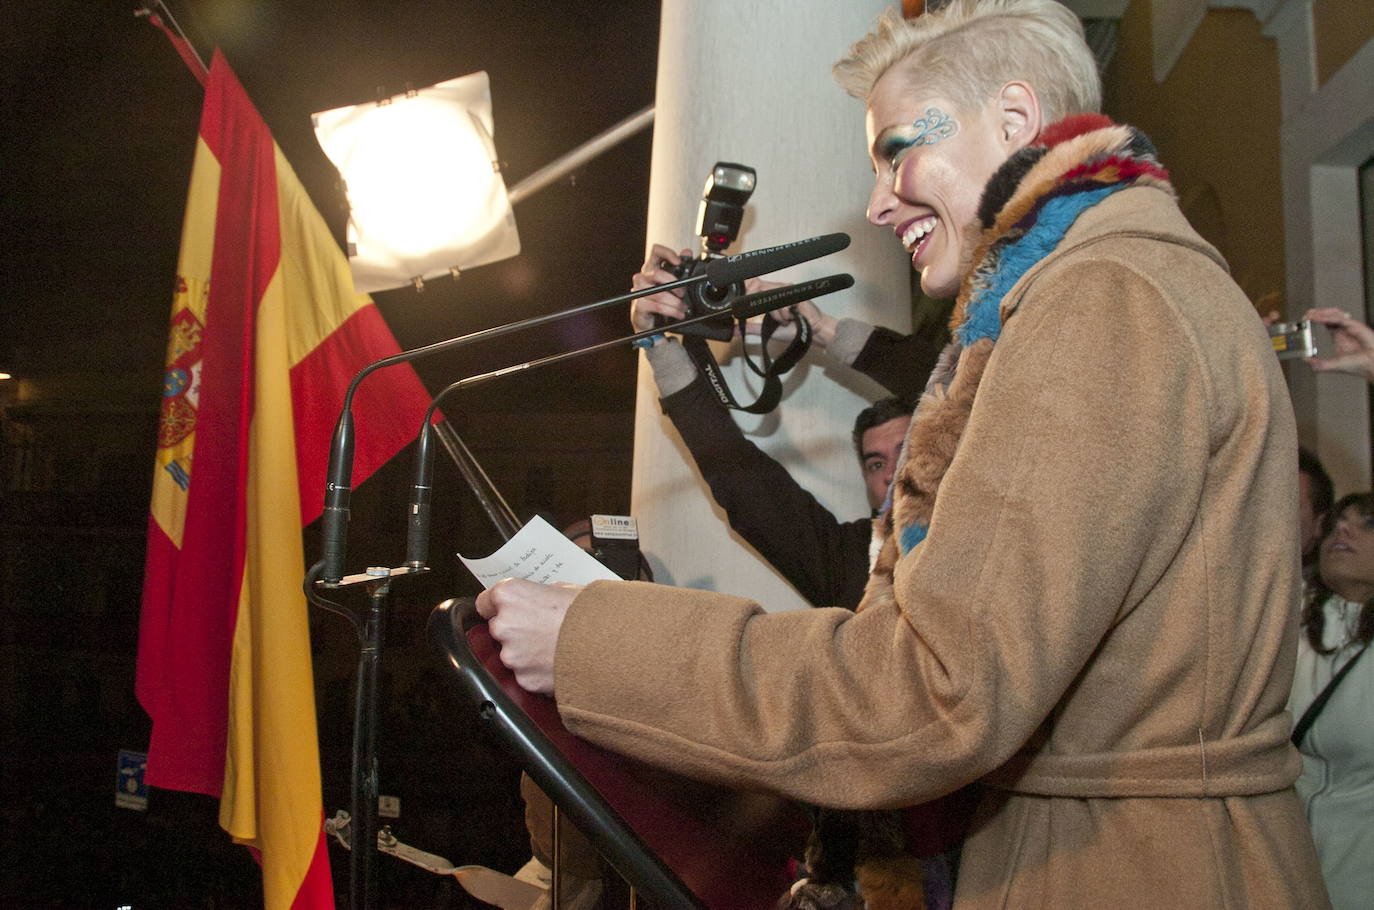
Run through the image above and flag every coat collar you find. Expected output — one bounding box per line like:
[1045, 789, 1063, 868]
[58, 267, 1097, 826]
[861, 119, 1179, 608]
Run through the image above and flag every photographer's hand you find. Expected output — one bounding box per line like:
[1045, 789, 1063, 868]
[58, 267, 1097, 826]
[1305, 307, 1374, 382]
[629, 244, 694, 333]
[742, 289, 839, 348]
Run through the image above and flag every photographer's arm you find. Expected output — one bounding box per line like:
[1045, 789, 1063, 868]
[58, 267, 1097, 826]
[652, 355, 872, 609]
[751, 296, 952, 404]
[849, 324, 950, 403]
[631, 249, 870, 608]
[630, 244, 692, 335]
[630, 244, 708, 397]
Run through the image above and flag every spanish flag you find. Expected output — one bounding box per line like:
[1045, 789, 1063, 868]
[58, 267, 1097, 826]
[136, 51, 434, 908]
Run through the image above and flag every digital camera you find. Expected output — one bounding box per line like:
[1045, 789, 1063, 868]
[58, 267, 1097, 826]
[1269, 319, 1315, 360]
[660, 162, 757, 341]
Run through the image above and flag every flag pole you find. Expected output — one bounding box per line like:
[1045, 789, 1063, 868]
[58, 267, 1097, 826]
[135, 1, 210, 83]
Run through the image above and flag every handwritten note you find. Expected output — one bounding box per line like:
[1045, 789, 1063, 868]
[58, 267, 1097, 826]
[458, 515, 618, 589]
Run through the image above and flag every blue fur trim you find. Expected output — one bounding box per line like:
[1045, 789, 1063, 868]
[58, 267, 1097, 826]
[904, 183, 1128, 553]
[955, 183, 1125, 347]
[898, 522, 928, 556]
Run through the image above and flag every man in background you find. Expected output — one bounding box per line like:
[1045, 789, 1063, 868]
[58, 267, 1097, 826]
[632, 300, 912, 607]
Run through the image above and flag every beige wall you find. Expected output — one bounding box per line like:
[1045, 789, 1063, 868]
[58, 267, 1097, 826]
[1314, 0, 1374, 86]
[1104, 4, 1287, 311]
[1103, 1, 1372, 494]
[1266, 0, 1374, 495]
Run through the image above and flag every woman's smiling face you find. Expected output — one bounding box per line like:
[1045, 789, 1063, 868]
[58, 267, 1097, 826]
[864, 74, 1011, 300]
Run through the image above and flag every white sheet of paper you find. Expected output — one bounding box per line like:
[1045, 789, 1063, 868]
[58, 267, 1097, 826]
[458, 515, 618, 589]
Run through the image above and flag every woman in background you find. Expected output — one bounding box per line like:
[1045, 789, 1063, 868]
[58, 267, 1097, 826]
[1290, 491, 1374, 910]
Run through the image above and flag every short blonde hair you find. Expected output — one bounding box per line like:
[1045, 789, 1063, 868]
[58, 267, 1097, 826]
[834, 0, 1101, 123]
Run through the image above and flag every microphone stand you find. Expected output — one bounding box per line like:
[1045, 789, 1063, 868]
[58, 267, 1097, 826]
[303, 423, 515, 910]
[304, 270, 724, 910]
[306, 239, 848, 910]
[397, 277, 847, 909]
[404, 272, 856, 575]
[304, 278, 733, 910]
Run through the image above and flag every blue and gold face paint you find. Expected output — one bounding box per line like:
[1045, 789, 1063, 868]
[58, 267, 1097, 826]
[875, 106, 958, 171]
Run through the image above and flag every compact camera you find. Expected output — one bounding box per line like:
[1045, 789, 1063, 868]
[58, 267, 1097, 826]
[660, 162, 758, 341]
[1269, 320, 1316, 360]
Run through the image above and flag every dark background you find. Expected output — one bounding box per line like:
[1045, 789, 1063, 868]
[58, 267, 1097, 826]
[1, 1, 662, 905]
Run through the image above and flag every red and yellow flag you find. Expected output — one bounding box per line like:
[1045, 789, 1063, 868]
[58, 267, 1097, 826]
[136, 51, 435, 908]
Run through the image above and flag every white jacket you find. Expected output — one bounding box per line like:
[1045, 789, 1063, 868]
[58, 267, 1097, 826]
[1289, 594, 1374, 910]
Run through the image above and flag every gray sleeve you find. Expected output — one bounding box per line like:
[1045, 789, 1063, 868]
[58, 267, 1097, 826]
[644, 338, 698, 397]
[826, 318, 875, 367]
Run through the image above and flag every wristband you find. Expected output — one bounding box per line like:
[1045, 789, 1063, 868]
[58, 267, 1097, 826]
[631, 333, 665, 349]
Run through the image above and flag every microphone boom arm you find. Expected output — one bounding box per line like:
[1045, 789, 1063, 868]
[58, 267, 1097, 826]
[401, 273, 854, 568]
[324, 232, 851, 582]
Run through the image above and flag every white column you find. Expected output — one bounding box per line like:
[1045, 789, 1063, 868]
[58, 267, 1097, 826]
[632, 0, 910, 610]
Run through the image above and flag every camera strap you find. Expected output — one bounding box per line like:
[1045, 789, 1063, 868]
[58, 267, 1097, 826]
[681, 309, 811, 414]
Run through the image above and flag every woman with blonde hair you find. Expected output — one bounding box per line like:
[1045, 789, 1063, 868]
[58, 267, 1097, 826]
[477, 2, 1328, 906]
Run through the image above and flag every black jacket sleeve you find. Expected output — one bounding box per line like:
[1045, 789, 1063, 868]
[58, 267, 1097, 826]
[851, 325, 948, 404]
[659, 375, 872, 609]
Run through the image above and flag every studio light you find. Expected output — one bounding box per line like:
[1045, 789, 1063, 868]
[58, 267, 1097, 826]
[312, 71, 520, 293]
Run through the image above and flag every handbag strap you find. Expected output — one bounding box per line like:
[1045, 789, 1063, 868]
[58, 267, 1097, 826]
[1291, 642, 1368, 747]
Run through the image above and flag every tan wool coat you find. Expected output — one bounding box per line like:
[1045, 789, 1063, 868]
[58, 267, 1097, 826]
[554, 184, 1328, 908]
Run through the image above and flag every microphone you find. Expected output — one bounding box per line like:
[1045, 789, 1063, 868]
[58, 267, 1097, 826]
[403, 421, 436, 568]
[321, 266, 709, 582]
[321, 410, 355, 582]
[399, 272, 854, 569]
[703, 232, 850, 288]
[326, 234, 852, 580]
[728, 272, 855, 321]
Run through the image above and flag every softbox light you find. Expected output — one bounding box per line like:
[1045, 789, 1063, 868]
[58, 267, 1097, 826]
[312, 71, 520, 293]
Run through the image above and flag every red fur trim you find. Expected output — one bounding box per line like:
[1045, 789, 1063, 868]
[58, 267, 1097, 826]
[1036, 113, 1116, 149]
[1060, 155, 1170, 186]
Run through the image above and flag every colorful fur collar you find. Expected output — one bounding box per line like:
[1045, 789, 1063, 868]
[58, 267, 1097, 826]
[860, 116, 1173, 611]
